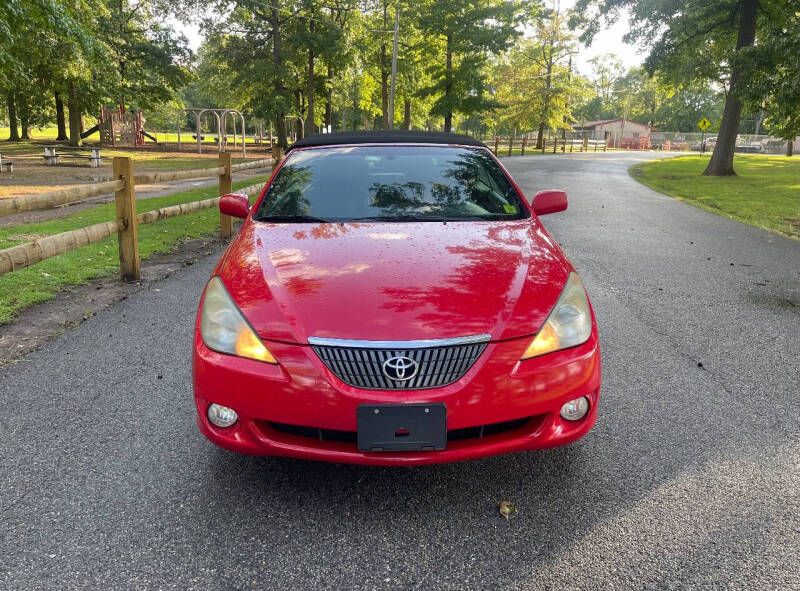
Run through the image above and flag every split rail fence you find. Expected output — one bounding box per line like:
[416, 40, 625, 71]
[0, 150, 283, 281]
[491, 136, 606, 156]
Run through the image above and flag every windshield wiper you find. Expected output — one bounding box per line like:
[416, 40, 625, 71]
[254, 214, 337, 223]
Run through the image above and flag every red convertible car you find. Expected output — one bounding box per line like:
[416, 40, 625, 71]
[193, 131, 601, 465]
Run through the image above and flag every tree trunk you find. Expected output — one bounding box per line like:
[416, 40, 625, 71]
[55, 91, 68, 141]
[352, 75, 358, 131]
[403, 99, 411, 130]
[324, 66, 333, 131]
[271, 2, 288, 149]
[6, 95, 20, 141]
[380, 1, 389, 129]
[20, 113, 30, 140]
[703, 0, 759, 176]
[67, 83, 82, 147]
[787, 141, 794, 157]
[536, 56, 553, 149]
[443, 34, 453, 132]
[536, 121, 545, 150]
[305, 17, 315, 136]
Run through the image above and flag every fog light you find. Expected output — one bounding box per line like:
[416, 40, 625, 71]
[560, 396, 589, 421]
[208, 403, 238, 428]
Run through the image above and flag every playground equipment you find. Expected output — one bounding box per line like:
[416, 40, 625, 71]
[83, 106, 157, 146]
[285, 116, 304, 142]
[177, 108, 247, 157]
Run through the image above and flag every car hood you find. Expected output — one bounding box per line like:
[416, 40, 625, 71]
[220, 220, 570, 344]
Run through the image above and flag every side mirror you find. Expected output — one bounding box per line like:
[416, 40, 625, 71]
[219, 193, 250, 219]
[533, 190, 568, 216]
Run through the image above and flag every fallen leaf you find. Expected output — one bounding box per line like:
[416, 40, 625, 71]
[499, 500, 516, 521]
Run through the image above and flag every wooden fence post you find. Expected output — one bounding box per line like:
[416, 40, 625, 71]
[219, 152, 233, 238]
[508, 136, 513, 157]
[521, 137, 527, 155]
[113, 157, 140, 281]
[553, 134, 558, 154]
[271, 145, 283, 170]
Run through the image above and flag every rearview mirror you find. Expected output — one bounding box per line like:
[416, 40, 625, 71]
[219, 193, 250, 219]
[533, 190, 568, 216]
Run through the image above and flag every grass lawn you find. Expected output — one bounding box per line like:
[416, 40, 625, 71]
[631, 154, 800, 240]
[0, 175, 269, 324]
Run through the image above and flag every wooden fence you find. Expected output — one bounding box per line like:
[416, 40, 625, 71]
[491, 136, 607, 156]
[0, 150, 282, 280]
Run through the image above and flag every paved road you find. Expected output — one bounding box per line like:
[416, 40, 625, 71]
[2, 152, 799, 589]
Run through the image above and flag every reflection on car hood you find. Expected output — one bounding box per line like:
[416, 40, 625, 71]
[220, 220, 570, 344]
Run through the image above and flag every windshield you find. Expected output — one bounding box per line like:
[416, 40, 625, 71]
[253, 146, 529, 222]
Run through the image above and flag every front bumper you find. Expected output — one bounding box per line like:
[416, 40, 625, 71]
[192, 331, 601, 466]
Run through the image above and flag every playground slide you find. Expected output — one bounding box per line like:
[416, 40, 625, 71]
[141, 130, 158, 143]
[80, 124, 100, 139]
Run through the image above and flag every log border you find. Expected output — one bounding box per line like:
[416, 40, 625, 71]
[0, 154, 273, 278]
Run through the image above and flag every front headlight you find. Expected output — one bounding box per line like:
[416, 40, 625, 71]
[521, 272, 592, 359]
[200, 276, 277, 364]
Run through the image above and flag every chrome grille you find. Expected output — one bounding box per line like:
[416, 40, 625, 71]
[309, 335, 490, 390]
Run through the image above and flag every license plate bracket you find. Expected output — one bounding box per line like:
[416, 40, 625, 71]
[357, 403, 446, 452]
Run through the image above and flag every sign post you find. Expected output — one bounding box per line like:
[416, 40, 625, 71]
[698, 117, 711, 153]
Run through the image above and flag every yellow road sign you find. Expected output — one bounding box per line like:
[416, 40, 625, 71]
[698, 117, 711, 131]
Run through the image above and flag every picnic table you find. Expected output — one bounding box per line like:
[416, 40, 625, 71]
[0, 153, 12, 173]
[43, 146, 102, 168]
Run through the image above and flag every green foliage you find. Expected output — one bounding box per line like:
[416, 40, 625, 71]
[1, 0, 191, 141]
[415, 0, 520, 128]
[98, 0, 192, 110]
[738, 1, 800, 141]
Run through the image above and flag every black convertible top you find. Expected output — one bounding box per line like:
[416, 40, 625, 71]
[288, 130, 486, 151]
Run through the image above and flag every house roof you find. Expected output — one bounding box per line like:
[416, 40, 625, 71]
[576, 118, 652, 129]
[288, 130, 486, 151]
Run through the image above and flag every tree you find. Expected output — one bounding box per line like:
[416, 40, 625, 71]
[416, 0, 520, 132]
[97, 0, 191, 111]
[488, 38, 589, 141]
[738, 1, 800, 156]
[525, 6, 576, 148]
[573, 0, 774, 176]
[588, 54, 623, 109]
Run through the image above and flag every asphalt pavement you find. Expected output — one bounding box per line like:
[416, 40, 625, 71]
[2, 151, 798, 590]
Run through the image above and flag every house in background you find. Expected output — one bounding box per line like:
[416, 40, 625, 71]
[573, 119, 653, 146]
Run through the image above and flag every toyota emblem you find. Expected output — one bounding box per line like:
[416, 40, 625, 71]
[382, 355, 419, 381]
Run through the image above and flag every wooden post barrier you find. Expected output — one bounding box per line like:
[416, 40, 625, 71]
[0, 179, 124, 218]
[219, 152, 233, 238]
[230, 158, 272, 172]
[507, 136, 513, 157]
[553, 135, 558, 154]
[271, 146, 283, 170]
[521, 137, 527, 156]
[0, 220, 120, 276]
[112, 157, 140, 282]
